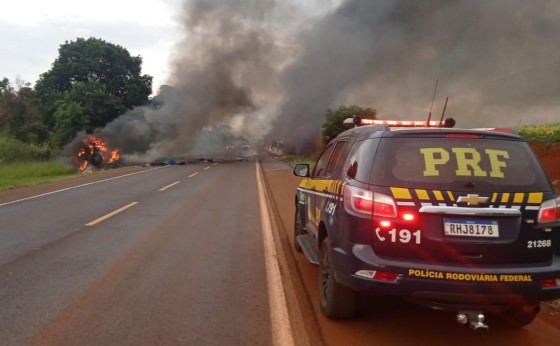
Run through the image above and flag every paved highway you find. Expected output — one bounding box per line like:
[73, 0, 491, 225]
[0, 161, 290, 345]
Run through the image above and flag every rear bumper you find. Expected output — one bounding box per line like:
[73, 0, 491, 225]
[332, 244, 560, 309]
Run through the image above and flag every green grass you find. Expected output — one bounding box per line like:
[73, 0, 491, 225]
[0, 161, 78, 190]
[517, 123, 560, 143]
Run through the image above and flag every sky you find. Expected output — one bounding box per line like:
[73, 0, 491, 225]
[3, 0, 560, 161]
[0, 0, 184, 93]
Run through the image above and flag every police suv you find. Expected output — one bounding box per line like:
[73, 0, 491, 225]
[293, 117, 560, 330]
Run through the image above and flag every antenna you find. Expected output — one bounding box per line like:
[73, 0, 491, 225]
[439, 97, 449, 126]
[426, 79, 439, 126]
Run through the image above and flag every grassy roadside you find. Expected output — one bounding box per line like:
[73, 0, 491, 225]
[0, 161, 77, 191]
[518, 123, 560, 143]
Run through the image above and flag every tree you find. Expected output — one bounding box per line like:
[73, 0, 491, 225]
[321, 105, 376, 144]
[35, 37, 153, 144]
[0, 77, 47, 143]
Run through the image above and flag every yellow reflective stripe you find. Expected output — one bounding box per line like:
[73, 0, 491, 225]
[528, 192, 543, 204]
[513, 193, 524, 204]
[298, 178, 314, 189]
[391, 187, 412, 199]
[433, 190, 444, 201]
[491, 193, 498, 203]
[447, 191, 455, 202]
[415, 189, 430, 200]
[315, 180, 332, 192]
[501, 193, 510, 203]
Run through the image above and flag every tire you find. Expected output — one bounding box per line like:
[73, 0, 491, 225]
[319, 239, 357, 319]
[503, 304, 540, 327]
[294, 208, 304, 252]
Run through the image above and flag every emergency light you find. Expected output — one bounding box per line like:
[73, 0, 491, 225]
[344, 116, 456, 128]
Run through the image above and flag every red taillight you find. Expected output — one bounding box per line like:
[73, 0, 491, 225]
[538, 197, 560, 224]
[355, 270, 400, 281]
[374, 199, 395, 216]
[344, 187, 397, 217]
[402, 213, 415, 221]
[446, 133, 480, 138]
[372, 193, 397, 218]
[372, 271, 399, 282]
[353, 195, 373, 212]
[344, 186, 373, 214]
[379, 220, 392, 228]
[540, 278, 560, 288]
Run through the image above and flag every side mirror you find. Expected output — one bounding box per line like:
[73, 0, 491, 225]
[293, 163, 310, 177]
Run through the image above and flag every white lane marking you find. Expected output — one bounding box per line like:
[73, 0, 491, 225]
[85, 202, 138, 227]
[256, 162, 295, 346]
[203, 166, 211, 171]
[188, 172, 199, 178]
[159, 181, 180, 191]
[0, 167, 164, 208]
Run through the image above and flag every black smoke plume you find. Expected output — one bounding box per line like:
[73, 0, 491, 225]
[71, 0, 560, 160]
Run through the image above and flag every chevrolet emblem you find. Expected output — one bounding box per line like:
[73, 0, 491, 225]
[457, 194, 489, 206]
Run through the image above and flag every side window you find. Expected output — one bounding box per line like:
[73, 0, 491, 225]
[325, 141, 349, 177]
[344, 138, 379, 183]
[312, 144, 335, 178]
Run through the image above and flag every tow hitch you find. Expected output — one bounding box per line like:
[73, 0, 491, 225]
[456, 311, 489, 332]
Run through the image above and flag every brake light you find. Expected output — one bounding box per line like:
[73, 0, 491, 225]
[446, 133, 480, 139]
[344, 186, 373, 214]
[538, 196, 560, 224]
[379, 220, 392, 228]
[355, 270, 400, 282]
[373, 193, 397, 217]
[372, 271, 399, 281]
[540, 278, 560, 288]
[343, 187, 397, 217]
[402, 213, 415, 221]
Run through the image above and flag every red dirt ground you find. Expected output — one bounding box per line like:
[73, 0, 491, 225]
[530, 142, 560, 187]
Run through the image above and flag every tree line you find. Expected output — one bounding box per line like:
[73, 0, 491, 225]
[1, 36, 378, 164]
[0, 37, 153, 163]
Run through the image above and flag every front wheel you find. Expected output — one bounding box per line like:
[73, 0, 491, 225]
[319, 239, 357, 319]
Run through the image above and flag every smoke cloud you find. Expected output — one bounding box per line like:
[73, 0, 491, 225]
[78, 0, 560, 160]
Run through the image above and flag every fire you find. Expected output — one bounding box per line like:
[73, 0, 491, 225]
[74, 135, 121, 171]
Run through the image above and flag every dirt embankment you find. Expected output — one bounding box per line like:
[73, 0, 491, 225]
[530, 142, 560, 186]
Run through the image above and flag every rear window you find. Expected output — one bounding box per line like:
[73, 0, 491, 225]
[370, 137, 551, 192]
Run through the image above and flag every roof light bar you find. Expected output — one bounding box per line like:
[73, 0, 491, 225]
[344, 116, 455, 128]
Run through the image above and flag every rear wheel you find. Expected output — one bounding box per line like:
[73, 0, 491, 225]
[319, 239, 357, 319]
[294, 208, 304, 252]
[503, 304, 540, 327]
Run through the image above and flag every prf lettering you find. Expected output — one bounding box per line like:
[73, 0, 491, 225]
[420, 148, 509, 178]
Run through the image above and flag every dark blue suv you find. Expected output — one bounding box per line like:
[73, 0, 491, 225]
[293, 118, 560, 330]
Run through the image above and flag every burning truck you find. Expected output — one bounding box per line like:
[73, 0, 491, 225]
[72, 134, 121, 172]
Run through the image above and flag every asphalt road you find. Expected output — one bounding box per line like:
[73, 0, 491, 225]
[0, 162, 279, 345]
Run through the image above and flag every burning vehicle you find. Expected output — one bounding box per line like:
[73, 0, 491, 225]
[73, 135, 121, 172]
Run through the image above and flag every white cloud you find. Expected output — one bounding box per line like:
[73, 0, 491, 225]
[0, 0, 183, 93]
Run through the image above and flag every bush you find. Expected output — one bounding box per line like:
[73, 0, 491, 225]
[0, 134, 57, 164]
[517, 123, 560, 143]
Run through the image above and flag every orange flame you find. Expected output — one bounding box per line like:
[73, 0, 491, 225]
[75, 135, 121, 171]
